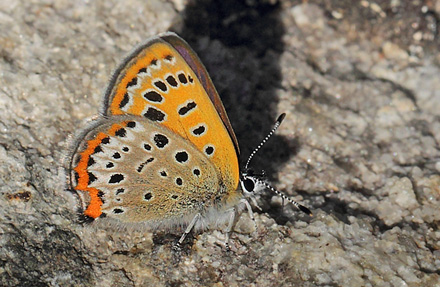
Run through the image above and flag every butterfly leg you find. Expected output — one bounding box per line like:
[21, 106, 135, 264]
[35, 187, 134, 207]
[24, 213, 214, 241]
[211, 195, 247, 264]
[224, 199, 257, 249]
[176, 213, 201, 248]
[240, 198, 257, 231]
[224, 207, 238, 250]
[250, 196, 263, 212]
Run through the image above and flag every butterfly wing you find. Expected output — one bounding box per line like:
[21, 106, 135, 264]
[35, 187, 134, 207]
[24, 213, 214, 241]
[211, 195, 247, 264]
[160, 33, 239, 153]
[102, 33, 239, 193]
[70, 116, 227, 224]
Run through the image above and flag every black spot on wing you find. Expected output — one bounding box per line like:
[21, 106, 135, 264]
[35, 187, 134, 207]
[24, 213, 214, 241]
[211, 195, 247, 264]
[143, 143, 152, 151]
[109, 173, 124, 184]
[93, 145, 103, 154]
[88, 172, 97, 185]
[143, 91, 163, 102]
[137, 157, 155, 173]
[192, 125, 206, 136]
[178, 73, 187, 84]
[178, 102, 197, 116]
[144, 192, 152, 200]
[119, 93, 130, 109]
[97, 191, 105, 204]
[205, 146, 214, 156]
[154, 80, 167, 92]
[144, 107, 165, 122]
[175, 151, 189, 163]
[154, 134, 169, 148]
[113, 208, 124, 214]
[115, 128, 126, 137]
[166, 75, 178, 87]
[126, 77, 137, 88]
[72, 154, 81, 166]
[126, 121, 136, 128]
[74, 171, 79, 184]
[87, 157, 95, 167]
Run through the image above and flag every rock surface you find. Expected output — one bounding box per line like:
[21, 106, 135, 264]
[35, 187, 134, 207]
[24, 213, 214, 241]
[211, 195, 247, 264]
[1, 0, 439, 286]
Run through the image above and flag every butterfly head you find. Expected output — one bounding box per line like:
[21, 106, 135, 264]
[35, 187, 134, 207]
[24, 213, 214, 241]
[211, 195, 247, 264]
[240, 168, 267, 198]
[239, 113, 313, 216]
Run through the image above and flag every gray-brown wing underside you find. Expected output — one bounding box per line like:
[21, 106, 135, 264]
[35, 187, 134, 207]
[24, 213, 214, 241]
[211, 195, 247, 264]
[70, 115, 220, 226]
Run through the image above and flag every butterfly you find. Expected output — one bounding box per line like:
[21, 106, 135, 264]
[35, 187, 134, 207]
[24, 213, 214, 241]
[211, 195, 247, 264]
[68, 32, 311, 248]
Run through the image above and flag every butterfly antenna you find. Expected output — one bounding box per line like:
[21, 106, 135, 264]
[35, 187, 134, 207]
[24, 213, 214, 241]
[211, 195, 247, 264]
[245, 113, 286, 170]
[255, 178, 313, 216]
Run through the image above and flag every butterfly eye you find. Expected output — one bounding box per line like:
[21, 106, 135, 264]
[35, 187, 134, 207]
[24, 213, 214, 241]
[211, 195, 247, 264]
[242, 177, 255, 193]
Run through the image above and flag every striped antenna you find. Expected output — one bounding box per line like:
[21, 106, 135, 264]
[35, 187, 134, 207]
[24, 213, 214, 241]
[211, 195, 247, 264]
[245, 113, 286, 170]
[255, 178, 313, 216]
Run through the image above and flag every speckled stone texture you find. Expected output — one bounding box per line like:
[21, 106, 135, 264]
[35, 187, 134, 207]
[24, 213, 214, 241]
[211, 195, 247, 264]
[1, 0, 439, 286]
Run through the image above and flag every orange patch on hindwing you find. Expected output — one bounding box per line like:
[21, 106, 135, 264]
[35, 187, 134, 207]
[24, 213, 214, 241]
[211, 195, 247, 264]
[73, 122, 130, 218]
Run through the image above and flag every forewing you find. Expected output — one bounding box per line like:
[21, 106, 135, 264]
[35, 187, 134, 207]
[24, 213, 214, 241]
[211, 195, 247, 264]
[102, 33, 239, 192]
